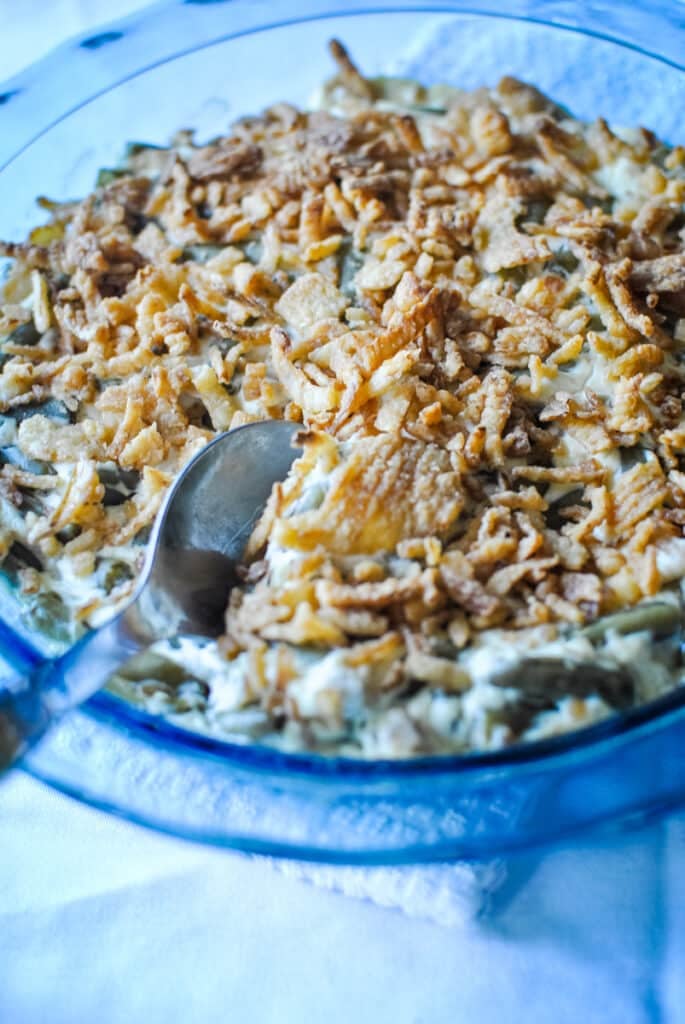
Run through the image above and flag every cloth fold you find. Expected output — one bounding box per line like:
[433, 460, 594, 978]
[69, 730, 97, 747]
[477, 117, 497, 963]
[279, 857, 506, 927]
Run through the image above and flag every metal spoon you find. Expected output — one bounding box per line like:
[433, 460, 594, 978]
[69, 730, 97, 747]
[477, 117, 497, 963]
[0, 420, 302, 770]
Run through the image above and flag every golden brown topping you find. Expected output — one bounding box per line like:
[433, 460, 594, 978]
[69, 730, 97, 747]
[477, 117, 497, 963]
[186, 142, 263, 183]
[2, 43, 685, 755]
[272, 434, 463, 556]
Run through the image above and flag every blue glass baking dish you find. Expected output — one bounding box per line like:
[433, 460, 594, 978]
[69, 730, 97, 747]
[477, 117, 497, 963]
[1, 0, 685, 863]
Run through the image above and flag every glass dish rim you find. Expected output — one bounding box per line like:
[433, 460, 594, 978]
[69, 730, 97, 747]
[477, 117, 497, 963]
[2, 1, 684, 175]
[13, 559, 685, 782]
[2, 0, 685, 785]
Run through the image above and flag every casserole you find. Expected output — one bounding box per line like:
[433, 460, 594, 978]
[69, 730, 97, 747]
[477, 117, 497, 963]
[1, 0, 684, 861]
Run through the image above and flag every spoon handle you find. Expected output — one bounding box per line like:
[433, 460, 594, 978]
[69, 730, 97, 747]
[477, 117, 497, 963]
[0, 663, 53, 769]
[0, 608, 147, 771]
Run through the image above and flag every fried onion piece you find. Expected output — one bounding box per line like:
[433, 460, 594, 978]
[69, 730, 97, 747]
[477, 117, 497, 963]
[270, 433, 463, 555]
[476, 195, 552, 273]
[612, 460, 669, 537]
[629, 253, 685, 294]
[605, 258, 656, 338]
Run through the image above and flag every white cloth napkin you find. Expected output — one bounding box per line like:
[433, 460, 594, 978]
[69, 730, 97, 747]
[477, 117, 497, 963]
[3, 769, 685, 1023]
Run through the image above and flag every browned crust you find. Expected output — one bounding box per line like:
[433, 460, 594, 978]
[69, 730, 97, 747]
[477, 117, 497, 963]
[1, 44, 684, 730]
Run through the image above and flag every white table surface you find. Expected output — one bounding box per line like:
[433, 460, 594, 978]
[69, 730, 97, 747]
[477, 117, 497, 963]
[2, 3, 685, 1022]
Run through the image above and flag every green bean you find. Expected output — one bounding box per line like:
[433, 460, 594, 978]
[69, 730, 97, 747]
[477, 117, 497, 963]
[338, 241, 364, 298]
[0, 445, 53, 476]
[101, 560, 134, 594]
[499, 265, 528, 289]
[96, 167, 128, 188]
[242, 239, 263, 265]
[546, 249, 580, 276]
[5, 398, 73, 425]
[6, 321, 41, 347]
[581, 602, 681, 642]
[56, 525, 81, 544]
[180, 244, 224, 264]
[405, 104, 447, 115]
[124, 141, 165, 158]
[98, 463, 139, 506]
[2, 540, 43, 578]
[97, 464, 139, 490]
[490, 657, 635, 710]
[25, 590, 71, 643]
[522, 198, 553, 225]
